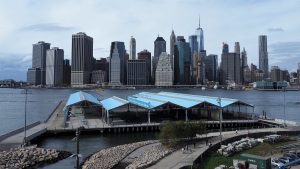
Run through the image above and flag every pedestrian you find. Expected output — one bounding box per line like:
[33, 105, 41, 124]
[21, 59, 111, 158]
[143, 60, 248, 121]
[193, 142, 196, 148]
[235, 130, 238, 135]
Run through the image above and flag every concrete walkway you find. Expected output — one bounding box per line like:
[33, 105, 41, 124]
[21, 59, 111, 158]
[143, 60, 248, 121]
[147, 127, 294, 169]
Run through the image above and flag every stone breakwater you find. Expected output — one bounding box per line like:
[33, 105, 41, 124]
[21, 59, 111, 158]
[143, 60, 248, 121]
[82, 140, 157, 169]
[0, 145, 71, 169]
[126, 143, 173, 169]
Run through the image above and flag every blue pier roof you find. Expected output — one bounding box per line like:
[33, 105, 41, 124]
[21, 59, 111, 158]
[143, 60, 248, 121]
[100, 96, 129, 111]
[127, 96, 168, 109]
[65, 91, 101, 108]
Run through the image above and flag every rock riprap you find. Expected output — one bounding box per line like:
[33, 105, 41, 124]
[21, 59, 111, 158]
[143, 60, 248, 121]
[0, 145, 71, 169]
[126, 143, 173, 169]
[82, 140, 157, 169]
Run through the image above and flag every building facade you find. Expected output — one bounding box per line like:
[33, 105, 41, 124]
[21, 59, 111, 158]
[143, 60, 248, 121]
[204, 54, 218, 82]
[155, 52, 173, 86]
[195, 19, 204, 52]
[259, 35, 269, 78]
[91, 70, 106, 84]
[109, 41, 126, 85]
[174, 37, 191, 85]
[71, 32, 93, 86]
[129, 36, 136, 60]
[127, 60, 147, 85]
[63, 59, 71, 85]
[46, 47, 64, 86]
[152, 36, 166, 83]
[94, 58, 109, 83]
[138, 49, 151, 85]
[27, 68, 41, 85]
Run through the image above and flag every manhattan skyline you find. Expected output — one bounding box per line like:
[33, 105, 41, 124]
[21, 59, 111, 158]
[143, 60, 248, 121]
[0, 0, 300, 80]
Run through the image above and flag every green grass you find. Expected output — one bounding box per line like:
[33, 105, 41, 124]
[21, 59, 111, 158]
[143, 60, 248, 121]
[199, 139, 298, 169]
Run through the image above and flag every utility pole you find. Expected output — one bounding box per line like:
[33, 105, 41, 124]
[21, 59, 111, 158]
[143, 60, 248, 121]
[283, 87, 286, 127]
[76, 128, 80, 169]
[217, 97, 223, 146]
[21, 89, 30, 146]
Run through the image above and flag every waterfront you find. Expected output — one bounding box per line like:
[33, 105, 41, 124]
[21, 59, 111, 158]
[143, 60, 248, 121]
[1, 88, 300, 168]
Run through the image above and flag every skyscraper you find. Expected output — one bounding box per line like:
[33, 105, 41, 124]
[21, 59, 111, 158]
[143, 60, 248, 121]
[127, 60, 147, 85]
[259, 35, 269, 78]
[138, 49, 151, 85]
[241, 48, 248, 83]
[46, 47, 64, 86]
[71, 32, 93, 86]
[109, 41, 126, 84]
[63, 59, 71, 85]
[189, 35, 198, 84]
[153, 36, 166, 83]
[31, 41, 51, 85]
[220, 43, 241, 84]
[195, 17, 204, 52]
[155, 52, 173, 86]
[204, 54, 218, 82]
[109, 43, 121, 85]
[170, 30, 176, 58]
[234, 42, 240, 54]
[174, 37, 191, 85]
[129, 36, 136, 60]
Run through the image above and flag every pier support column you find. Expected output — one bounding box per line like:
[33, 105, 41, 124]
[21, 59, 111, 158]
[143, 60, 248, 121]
[107, 110, 110, 125]
[148, 110, 151, 124]
[185, 109, 188, 122]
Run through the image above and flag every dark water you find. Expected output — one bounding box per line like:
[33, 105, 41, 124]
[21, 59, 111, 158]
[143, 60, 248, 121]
[0, 88, 300, 168]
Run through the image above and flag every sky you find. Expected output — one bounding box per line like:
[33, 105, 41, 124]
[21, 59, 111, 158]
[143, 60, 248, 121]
[0, 0, 300, 81]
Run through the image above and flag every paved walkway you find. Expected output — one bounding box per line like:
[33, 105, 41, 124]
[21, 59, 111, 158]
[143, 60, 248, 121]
[147, 127, 294, 169]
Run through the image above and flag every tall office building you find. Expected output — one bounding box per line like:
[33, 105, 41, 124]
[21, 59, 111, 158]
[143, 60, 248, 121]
[127, 60, 147, 85]
[129, 36, 136, 60]
[29, 41, 51, 85]
[138, 49, 152, 84]
[204, 54, 218, 82]
[220, 43, 241, 84]
[94, 58, 109, 82]
[234, 42, 240, 54]
[63, 59, 71, 85]
[170, 30, 176, 58]
[195, 17, 204, 52]
[155, 52, 173, 86]
[259, 35, 269, 78]
[71, 32, 93, 86]
[27, 68, 41, 85]
[153, 36, 166, 83]
[241, 48, 248, 84]
[189, 35, 198, 84]
[297, 63, 300, 84]
[109, 41, 126, 84]
[271, 66, 281, 82]
[174, 37, 191, 85]
[109, 44, 121, 85]
[46, 47, 64, 86]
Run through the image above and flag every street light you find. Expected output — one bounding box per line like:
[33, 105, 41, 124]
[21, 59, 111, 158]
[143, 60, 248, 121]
[283, 87, 286, 127]
[71, 126, 84, 169]
[21, 89, 31, 147]
[217, 97, 222, 146]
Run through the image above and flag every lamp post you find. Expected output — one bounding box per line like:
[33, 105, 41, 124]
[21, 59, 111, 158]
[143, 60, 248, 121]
[21, 89, 31, 147]
[217, 97, 222, 146]
[283, 87, 286, 127]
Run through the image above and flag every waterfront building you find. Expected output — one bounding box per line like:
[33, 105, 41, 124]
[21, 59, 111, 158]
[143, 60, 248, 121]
[174, 37, 191, 85]
[243, 66, 252, 84]
[109, 43, 122, 85]
[189, 35, 198, 84]
[27, 68, 41, 85]
[29, 41, 51, 85]
[155, 52, 173, 86]
[281, 69, 289, 82]
[259, 35, 269, 78]
[109, 41, 126, 85]
[271, 66, 281, 82]
[204, 54, 218, 82]
[298, 63, 300, 84]
[71, 32, 93, 86]
[220, 43, 241, 84]
[46, 47, 64, 86]
[129, 36, 136, 60]
[127, 60, 147, 85]
[255, 79, 288, 89]
[94, 58, 109, 83]
[63, 59, 71, 85]
[153, 36, 166, 83]
[138, 49, 152, 85]
[91, 70, 106, 84]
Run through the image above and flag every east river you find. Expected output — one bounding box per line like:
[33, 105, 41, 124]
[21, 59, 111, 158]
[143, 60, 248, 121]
[0, 88, 299, 168]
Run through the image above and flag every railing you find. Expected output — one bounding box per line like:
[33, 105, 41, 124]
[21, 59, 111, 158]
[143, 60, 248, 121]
[44, 100, 63, 123]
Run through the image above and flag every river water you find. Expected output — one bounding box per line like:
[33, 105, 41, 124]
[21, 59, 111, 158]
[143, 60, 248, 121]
[0, 88, 299, 168]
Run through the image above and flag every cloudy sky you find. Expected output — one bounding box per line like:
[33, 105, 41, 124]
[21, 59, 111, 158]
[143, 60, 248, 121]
[0, 0, 300, 81]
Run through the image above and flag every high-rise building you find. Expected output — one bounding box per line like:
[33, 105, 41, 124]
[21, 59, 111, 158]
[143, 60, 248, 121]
[271, 66, 281, 82]
[138, 49, 151, 85]
[109, 43, 122, 85]
[174, 37, 191, 85]
[155, 52, 173, 86]
[204, 54, 218, 82]
[170, 30, 176, 58]
[241, 48, 248, 84]
[195, 17, 204, 52]
[71, 32, 93, 86]
[220, 43, 241, 84]
[63, 59, 71, 85]
[91, 70, 106, 84]
[27, 68, 41, 85]
[234, 42, 240, 54]
[109, 41, 126, 85]
[129, 36, 136, 60]
[30, 41, 51, 85]
[127, 60, 147, 85]
[153, 36, 166, 83]
[198, 50, 206, 84]
[189, 35, 198, 84]
[297, 63, 300, 85]
[94, 58, 109, 82]
[46, 47, 64, 86]
[280, 69, 289, 82]
[259, 35, 269, 78]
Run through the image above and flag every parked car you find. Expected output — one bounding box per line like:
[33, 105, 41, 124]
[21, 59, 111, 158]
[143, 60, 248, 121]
[271, 158, 284, 168]
[278, 156, 291, 164]
[284, 153, 298, 161]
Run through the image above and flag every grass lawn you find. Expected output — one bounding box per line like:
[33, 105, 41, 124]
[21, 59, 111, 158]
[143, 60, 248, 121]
[199, 138, 298, 169]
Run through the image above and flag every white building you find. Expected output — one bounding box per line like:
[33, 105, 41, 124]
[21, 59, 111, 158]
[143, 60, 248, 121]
[129, 36, 136, 60]
[46, 47, 64, 86]
[109, 44, 121, 85]
[155, 52, 173, 86]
